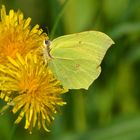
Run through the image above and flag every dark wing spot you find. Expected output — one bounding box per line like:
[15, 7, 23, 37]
[75, 64, 80, 70]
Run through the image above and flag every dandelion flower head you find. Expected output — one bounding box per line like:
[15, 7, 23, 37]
[0, 53, 67, 132]
[0, 5, 47, 64]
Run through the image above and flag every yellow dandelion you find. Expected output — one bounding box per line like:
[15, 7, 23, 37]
[0, 53, 67, 132]
[0, 5, 47, 64]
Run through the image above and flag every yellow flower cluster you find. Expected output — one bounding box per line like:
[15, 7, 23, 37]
[0, 5, 67, 133]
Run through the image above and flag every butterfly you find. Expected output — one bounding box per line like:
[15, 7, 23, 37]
[43, 31, 114, 89]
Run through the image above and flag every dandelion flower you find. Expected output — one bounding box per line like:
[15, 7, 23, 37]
[0, 53, 67, 132]
[0, 5, 47, 64]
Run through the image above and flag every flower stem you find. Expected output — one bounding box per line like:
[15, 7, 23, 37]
[72, 90, 87, 132]
[8, 124, 17, 140]
[50, 0, 70, 40]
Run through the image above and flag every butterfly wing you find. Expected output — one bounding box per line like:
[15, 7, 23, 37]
[48, 31, 114, 89]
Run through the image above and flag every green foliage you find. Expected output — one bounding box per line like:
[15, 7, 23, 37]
[0, 0, 140, 139]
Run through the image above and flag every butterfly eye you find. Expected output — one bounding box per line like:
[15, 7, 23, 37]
[45, 40, 51, 46]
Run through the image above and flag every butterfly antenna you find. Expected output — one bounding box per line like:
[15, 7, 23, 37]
[45, 26, 50, 38]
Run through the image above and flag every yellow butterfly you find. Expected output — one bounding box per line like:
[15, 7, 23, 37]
[43, 31, 114, 89]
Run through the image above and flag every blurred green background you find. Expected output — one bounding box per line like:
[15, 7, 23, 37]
[1, 0, 140, 140]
